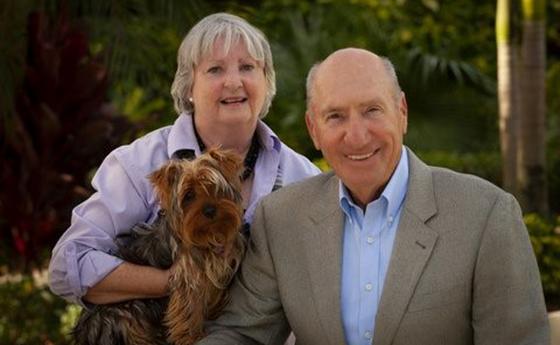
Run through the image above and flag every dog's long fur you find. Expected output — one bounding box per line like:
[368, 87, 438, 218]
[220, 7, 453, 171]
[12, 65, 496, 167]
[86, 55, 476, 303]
[72, 148, 246, 345]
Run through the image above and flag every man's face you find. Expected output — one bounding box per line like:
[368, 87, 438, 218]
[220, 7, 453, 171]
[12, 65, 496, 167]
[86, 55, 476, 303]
[306, 50, 408, 207]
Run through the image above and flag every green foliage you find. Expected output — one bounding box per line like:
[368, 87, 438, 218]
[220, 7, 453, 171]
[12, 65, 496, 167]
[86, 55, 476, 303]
[0, 276, 72, 344]
[248, 0, 498, 160]
[60, 304, 83, 340]
[416, 150, 502, 186]
[546, 62, 559, 212]
[313, 157, 330, 172]
[549, 62, 560, 114]
[548, 147, 560, 213]
[525, 214, 560, 308]
[3, 0, 505, 163]
[63, 0, 218, 131]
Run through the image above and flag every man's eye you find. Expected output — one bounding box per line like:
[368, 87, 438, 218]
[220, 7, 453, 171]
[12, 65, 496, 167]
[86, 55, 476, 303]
[325, 113, 342, 122]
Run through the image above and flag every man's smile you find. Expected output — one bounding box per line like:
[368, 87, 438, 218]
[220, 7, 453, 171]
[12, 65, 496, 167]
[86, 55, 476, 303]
[345, 148, 380, 161]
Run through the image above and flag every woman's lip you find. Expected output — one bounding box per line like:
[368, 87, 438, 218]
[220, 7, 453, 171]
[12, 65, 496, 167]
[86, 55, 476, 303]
[220, 97, 247, 104]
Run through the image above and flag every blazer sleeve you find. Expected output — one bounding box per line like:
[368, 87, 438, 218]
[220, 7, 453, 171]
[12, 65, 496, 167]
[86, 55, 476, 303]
[197, 200, 291, 345]
[472, 192, 550, 344]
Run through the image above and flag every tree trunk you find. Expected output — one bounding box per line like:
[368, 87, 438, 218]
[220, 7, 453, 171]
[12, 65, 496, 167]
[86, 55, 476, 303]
[518, 0, 548, 214]
[496, 0, 519, 195]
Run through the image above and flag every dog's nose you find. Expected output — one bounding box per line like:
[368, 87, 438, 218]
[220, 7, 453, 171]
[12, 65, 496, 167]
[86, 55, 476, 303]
[202, 204, 217, 219]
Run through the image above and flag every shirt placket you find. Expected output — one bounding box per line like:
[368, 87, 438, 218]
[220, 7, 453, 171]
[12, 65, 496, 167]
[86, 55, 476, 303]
[358, 205, 384, 345]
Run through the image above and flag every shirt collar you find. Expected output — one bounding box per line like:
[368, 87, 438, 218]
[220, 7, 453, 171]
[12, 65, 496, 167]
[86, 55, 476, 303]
[254, 119, 281, 153]
[167, 112, 200, 158]
[338, 147, 409, 219]
[167, 112, 281, 159]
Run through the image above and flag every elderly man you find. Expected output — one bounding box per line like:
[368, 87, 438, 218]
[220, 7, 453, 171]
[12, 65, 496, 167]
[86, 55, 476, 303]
[197, 48, 549, 345]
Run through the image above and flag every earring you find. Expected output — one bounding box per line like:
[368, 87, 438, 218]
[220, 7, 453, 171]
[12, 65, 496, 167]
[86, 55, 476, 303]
[188, 97, 194, 104]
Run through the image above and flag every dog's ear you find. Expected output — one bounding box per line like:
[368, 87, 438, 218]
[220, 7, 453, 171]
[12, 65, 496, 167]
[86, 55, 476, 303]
[206, 148, 243, 183]
[149, 161, 183, 209]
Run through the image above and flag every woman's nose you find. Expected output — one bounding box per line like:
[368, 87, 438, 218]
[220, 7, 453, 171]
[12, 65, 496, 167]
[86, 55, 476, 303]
[224, 70, 242, 89]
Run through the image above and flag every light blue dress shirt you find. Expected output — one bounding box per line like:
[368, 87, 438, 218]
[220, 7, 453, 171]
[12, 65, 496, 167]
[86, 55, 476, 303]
[48, 112, 320, 305]
[339, 148, 409, 345]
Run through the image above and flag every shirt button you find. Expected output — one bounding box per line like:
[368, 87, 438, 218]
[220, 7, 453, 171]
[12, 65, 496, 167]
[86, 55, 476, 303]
[388, 215, 394, 223]
[365, 283, 373, 291]
[366, 236, 374, 244]
[364, 331, 372, 339]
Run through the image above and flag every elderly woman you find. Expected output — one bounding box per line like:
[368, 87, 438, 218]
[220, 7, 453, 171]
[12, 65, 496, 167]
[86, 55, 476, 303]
[48, 13, 319, 307]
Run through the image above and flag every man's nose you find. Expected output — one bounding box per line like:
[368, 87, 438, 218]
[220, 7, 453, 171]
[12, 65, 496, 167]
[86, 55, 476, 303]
[344, 115, 369, 147]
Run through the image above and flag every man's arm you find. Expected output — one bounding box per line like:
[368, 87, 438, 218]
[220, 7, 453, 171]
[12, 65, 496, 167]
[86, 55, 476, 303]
[472, 192, 549, 344]
[197, 201, 290, 345]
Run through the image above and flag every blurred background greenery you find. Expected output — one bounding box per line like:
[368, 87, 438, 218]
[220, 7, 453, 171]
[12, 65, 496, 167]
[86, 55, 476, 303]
[0, 0, 559, 343]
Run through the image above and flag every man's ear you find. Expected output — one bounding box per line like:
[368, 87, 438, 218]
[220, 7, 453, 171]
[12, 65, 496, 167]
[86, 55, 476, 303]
[399, 92, 408, 135]
[305, 111, 321, 150]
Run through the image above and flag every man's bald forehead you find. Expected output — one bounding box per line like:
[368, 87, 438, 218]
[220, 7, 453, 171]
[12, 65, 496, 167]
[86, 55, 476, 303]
[314, 48, 388, 86]
[306, 48, 402, 111]
[315, 49, 380, 79]
[322, 48, 381, 65]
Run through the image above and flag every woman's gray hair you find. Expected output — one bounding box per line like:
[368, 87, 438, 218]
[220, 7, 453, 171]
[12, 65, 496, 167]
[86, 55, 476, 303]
[170, 13, 276, 118]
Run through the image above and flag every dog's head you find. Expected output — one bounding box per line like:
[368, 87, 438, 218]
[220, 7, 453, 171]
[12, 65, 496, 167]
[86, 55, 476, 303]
[150, 148, 243, 253]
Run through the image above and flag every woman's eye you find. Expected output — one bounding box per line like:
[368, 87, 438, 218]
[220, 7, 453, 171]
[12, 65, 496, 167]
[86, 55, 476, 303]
[240, 64, 255, 72]
[207, 66, 222, 74]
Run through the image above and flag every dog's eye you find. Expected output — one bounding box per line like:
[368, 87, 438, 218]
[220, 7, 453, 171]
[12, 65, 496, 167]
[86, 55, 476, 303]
[182, 189, 196, 205]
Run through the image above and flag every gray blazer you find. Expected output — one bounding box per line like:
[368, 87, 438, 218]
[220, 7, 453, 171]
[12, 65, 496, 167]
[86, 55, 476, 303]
[198, 149, 549, 345]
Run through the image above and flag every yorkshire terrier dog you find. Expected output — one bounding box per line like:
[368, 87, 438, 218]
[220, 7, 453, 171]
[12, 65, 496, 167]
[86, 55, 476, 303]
[72, 148, 246, 345]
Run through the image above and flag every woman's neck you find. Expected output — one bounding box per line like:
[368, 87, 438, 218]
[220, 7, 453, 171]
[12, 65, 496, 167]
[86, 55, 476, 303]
[194, 119, 257, 157]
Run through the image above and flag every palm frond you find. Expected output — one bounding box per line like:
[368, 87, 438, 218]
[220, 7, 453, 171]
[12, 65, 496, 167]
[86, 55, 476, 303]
[405, 47, 496, 95]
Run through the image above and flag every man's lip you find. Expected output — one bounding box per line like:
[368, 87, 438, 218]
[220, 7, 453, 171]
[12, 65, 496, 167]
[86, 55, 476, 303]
[346, 148, 380, 161]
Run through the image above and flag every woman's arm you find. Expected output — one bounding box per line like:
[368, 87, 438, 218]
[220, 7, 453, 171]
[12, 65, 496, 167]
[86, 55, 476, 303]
[84, 262, 170, 304]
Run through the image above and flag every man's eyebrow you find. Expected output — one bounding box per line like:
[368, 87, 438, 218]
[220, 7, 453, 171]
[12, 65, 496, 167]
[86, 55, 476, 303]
[359, 97, 384, 107]
[319, 105, 344, 116]
[319, 98, 383, 115]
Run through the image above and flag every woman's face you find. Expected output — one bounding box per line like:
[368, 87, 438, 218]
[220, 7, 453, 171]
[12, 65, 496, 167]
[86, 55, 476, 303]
[191, 37, 267, 129]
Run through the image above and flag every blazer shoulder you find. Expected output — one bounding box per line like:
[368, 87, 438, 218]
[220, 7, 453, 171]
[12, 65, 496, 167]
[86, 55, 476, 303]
[429, 165, 511, 208]
[260, 171, 336, 207]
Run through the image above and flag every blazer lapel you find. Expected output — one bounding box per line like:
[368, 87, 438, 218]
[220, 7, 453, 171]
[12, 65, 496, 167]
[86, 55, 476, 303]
[301, 173, 347, 345]
[373, 149, 439, 345]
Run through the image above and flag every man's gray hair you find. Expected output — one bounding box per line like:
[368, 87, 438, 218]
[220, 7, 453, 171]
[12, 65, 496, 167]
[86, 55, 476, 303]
[170, 13, 276, 118]
[305, 55, 402, 115]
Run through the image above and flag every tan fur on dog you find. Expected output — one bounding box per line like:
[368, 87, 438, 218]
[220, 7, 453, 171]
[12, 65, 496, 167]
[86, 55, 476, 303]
[152, 149, 245, 345]
[72, 148, 245, 345]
